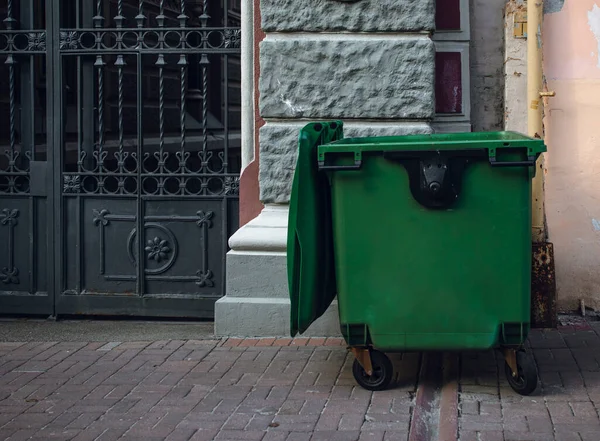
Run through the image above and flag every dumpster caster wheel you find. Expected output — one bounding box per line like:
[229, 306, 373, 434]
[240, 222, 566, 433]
[504, 350, 538, 396]
[352, 350, 393, 391]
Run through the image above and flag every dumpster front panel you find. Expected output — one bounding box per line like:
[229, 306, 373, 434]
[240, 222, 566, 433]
[325, 137, 545, 352]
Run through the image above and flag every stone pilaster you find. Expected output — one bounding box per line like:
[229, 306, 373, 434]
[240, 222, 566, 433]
[216, 0, 436, 337]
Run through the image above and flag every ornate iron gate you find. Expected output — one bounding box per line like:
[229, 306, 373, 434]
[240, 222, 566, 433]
[0, 0, 241, 318]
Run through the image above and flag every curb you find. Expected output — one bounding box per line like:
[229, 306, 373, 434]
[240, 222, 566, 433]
[218, 337, 346, 347]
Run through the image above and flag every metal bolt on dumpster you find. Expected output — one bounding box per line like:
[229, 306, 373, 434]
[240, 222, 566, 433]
[287, 121, 547, 394]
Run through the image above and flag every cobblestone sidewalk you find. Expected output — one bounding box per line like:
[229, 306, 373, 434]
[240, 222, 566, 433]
[0, 322, 598, 441]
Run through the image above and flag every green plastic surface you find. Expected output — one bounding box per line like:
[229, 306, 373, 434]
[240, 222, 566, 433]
[287, 122, 343, 337]
[288, 122, 547, 351]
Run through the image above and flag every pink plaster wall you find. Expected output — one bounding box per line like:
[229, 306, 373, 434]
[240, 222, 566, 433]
[543, 0, 600, 310]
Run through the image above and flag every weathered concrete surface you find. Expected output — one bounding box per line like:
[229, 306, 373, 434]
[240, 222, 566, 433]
[259, 122, 433, 204]
[259, 37, 435, 120]
[260, 0, 435, 32]
[215, 295, 342, 337]
[470, 0, 506, 131]
[216, 204, 342, 337]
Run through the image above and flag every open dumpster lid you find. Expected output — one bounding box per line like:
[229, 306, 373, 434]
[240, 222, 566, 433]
[287, 121, 342, 337]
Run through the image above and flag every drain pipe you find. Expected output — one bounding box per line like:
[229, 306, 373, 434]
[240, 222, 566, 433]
[527, 0, 558, 329]
[528, 0, 546, 243]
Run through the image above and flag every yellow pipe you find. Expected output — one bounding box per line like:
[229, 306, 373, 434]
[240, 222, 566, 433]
[528, 0, 546, 243]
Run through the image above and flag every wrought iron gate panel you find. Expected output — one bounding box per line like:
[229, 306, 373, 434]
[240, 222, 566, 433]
[0, 0, 53, 314]
[0, 0, 240, 318]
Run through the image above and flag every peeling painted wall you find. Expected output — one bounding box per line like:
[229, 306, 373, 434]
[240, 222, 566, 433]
[543, 0, 600, 311]
[504, 0, 528, 134]
[545, 0, 565, 14]
[470, 0, 507, 131]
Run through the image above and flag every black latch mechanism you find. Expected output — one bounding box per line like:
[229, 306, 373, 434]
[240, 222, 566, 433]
[383, 151, 475, 209]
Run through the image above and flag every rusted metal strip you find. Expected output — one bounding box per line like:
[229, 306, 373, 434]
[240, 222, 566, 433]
[531, 242, 558, 328]
[438, 353, 459, 441]
[409, 352, 443, 441]
[350, 347, 373, 376]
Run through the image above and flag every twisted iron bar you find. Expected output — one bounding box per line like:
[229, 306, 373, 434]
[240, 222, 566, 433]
[179, 55, 187, 160]
[179, 0, 188, 167]
[156, 0, 166, 27]
[200, 0, 209, 168]
[4, 0, 16, 30]
[178, 0, 187, 28]
[6, 56, 16, 153]
[158, 60, 165, 163]
[115, 0, 124, 28]
[93, 0, 104, 28]
[156, 0, 166, 173]
[157, 0, 166, 164]
[116, 56, 125, 171]
[136, 0, 146, 28]
[201, 57, 208, 162]
[95, 56, 105, 166]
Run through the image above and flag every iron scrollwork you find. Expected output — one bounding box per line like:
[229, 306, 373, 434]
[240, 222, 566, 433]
[61, 0, 241, 198]
[92, 208, 218, 284]
[0, 0, 45, 293]
[0, 0, 40, 197]
[63, 176, 81, 194]
[127, 223, 179, 275]
[59, 31, 79, 50]
[26, 33, 46, 51]
[0, 0, 241, 307]
[224, 29, 241, 48]
[145, 237, 172, 263]
[195, 210, 214, 287]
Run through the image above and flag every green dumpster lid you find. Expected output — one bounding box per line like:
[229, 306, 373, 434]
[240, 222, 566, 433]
[319, 131, 546, 157]
[287, 121, 342, 337]
[317, 130, 546, 211]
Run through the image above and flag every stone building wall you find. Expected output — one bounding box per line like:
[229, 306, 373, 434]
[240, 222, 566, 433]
[258, 0, 436, 204]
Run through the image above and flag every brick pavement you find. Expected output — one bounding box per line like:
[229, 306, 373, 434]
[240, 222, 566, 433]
[458, 319, 600, 441]
[0, 320, 597, 441]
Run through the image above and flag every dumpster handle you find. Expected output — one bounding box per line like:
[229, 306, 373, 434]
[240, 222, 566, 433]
[317, 160, 362, 171]
[489, 156, 536, 168]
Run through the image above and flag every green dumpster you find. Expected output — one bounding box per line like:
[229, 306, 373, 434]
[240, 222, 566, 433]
[287, 121, 546, 394]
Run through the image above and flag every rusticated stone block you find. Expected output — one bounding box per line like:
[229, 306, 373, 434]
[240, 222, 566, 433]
[260, 0, 435, 32]
[259, 37, 435, 120]
[259, 122, 432, 203]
